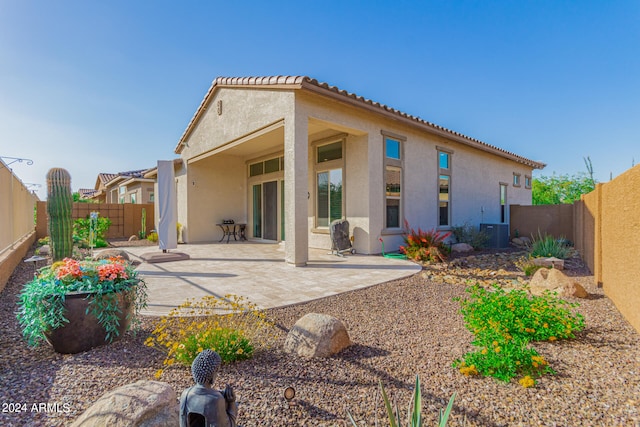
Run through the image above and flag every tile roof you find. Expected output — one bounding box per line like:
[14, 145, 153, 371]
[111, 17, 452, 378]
[77, 188, 97, 198]
[98, 173, 118, 185]
[176, 76, 545, 169]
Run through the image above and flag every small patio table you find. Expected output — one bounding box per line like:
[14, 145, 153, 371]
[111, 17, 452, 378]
[216, 223, 247, 243]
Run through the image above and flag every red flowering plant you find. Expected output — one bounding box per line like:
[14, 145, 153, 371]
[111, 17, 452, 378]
[399, 220, 452, 263]
[17, 256, 147, 347]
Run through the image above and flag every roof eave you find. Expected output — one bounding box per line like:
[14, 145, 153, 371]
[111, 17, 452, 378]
[175, 76, 306, 154]
[299, 79, 545, 169]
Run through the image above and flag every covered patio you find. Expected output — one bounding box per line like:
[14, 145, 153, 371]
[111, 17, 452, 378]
[121, 242, 421, 316]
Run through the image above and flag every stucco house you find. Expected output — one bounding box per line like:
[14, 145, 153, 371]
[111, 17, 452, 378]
[88, 170, 155, 204]
[173, 76, 544, 266]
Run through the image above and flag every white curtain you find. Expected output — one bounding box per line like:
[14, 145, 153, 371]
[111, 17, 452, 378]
[157, 160, 177, 250]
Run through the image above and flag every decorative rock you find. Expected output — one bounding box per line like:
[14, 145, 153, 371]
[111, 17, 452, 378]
[529, 268, 588, 298]
[129, 235, 140, 241]
[532, 257, 565, 270]
[283, 313, 351, 358]
[512, 237, 524, 246]
[36, 244, 51, 255]
[94, 249, 131, 261]
[71, 380, 178, 427]
[451, 243, 474, 253]
[520, 236, 532, 245]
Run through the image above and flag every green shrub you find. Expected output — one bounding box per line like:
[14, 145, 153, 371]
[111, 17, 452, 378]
[73, 215, 111, 248]
[451, 222, 489, 249]
[453, 284, 584, 387]
[145, 294, 277, 378]
[175, 327, 253, 365]
[400, 221, 451, 263]
[147, 231, 158, 242]
[528, 231, 571, 259]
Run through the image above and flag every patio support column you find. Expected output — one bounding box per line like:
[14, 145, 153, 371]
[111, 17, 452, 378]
[284, 108, 308, 266]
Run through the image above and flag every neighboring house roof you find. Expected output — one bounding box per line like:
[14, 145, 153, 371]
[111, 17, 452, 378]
[92, 169, 153, 196]
[175, 76, 545, 169]
[95, 173, 119, 190]
[78, 188, 97, 199]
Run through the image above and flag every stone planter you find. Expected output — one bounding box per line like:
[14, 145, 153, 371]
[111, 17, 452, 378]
[45, 289, 134, 354]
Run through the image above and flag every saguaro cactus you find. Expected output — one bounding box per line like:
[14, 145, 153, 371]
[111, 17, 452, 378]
[46, 168, 73, 261]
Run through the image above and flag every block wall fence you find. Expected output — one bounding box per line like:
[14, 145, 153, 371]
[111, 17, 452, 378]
[0, 163, 38, 291]
[36, 202, 155, 240]
[511, 164, 640, 333]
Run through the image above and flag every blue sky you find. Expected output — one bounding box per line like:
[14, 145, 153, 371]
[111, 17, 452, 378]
[1, 0, 638, 200]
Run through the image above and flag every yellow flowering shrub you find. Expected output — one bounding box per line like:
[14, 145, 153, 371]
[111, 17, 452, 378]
[145, 294, 279, 378]
[453, 284, 585, 387]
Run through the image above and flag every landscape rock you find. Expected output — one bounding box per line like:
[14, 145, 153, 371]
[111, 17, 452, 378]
[283, 313, 351, 358]
[532, 257, 565, 270]
[451, 243, 474, 253]
[529, 268, 589, 298]
[520, 236, 532, 245]
[71, 380, 178, 427]
[36, 244, 50, 255]
[512, 237, 524, 246]
[93, 248, 131, 261]
[129, 235, 140, 241]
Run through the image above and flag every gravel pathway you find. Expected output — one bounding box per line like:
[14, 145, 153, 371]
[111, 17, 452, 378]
[1, 247, 638, 426]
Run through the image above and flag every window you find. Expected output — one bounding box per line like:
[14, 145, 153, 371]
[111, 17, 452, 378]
[317, 141, 342, 163]
[249, 156, 284, 177]
[149, 192, 154, 202]
[525, 175, 532, 189]
[317, 169, 343, 227]
[130, 193, 137, 204]
[513, 173, 521, 187]
[384, 136, 403, 228]
[119, 186, 126, 195]
[119, 196, 125, 204]
[315, 139, 344, 228]
[438, 149, 452, 227]
[500, 183, 507, 223]
[439, 175, 450, 226]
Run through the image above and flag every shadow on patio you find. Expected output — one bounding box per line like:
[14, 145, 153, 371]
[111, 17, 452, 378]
[117, 242, 421, 316]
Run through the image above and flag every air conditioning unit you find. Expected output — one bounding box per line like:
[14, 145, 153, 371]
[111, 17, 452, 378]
[480, 223, 510, 248]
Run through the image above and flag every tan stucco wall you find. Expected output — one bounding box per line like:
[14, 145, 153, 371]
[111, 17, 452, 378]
[598, 166, 640, 332]
[178, 85, 536, 256]
[180, 88, 293, 160]
[184, 154, 247, 243]
[296, 91, 535, 254]
[0, 232, 36, 292]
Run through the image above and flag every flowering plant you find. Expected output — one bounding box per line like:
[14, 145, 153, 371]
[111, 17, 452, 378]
[17, 256, 147, 347]
[399, 220, 451, 263]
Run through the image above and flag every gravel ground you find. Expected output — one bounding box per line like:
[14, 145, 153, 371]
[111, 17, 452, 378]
[1, 246, 639, 426]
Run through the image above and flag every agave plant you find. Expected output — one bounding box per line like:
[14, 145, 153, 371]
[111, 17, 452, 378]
[347, 375, 456, 427]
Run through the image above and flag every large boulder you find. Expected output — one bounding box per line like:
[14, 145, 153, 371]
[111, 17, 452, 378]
[451, 243, 474, 253]
[283, 313, 351, 358]
[532, 257, 565, 270]
[71, 380, 178, 427]
[93, 249, 130, 261]
[529, 268, 588, 298]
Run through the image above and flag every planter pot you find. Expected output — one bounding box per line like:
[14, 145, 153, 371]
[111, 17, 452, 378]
[45, 289, 134, 354]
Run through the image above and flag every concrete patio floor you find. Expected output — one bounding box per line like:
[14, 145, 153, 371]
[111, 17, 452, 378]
[116, 242, 421, 316]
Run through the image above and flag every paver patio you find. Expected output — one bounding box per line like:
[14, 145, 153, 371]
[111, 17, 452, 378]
[117, 242, 421, 316]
